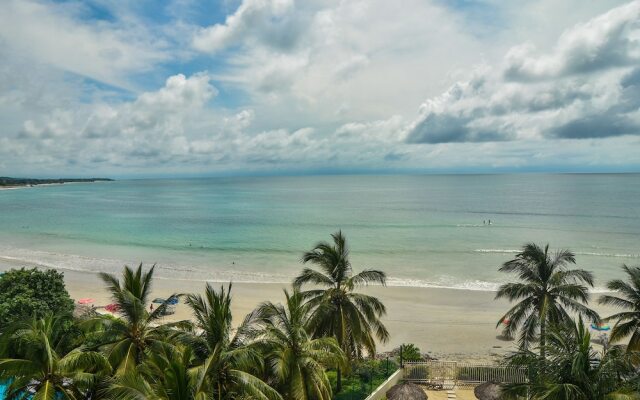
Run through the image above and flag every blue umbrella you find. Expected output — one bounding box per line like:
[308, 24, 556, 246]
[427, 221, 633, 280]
[591, 323, 610, 331]
[152, 297, 179, 305]
[167, 297, 179, 305]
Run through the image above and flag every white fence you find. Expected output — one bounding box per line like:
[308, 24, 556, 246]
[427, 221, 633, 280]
[404, 361, 528, 389]
[364, 369, 404, 400]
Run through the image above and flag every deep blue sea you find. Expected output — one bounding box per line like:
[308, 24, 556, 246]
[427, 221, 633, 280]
[0, 174, 639, 291]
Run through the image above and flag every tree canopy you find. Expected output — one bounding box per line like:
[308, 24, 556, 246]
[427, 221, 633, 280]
[0, 268, 74, 326]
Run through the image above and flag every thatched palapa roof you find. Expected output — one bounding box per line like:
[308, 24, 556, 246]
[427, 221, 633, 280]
[474, 381, 502, 400]
[386, 382, 428, 400]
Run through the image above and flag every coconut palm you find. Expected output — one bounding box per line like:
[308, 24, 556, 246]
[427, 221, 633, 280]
[0, 315, 110, 399]
[496, 243, 599, 359]
[503, 318, 640, 400]
[256, 290, 346, 400]
[599, 265, 640, 352]
[107, 345, 211, 400]
[293, 231, 389, 392]
[174, 283, 282, 400]
[91, 263, 177, 375]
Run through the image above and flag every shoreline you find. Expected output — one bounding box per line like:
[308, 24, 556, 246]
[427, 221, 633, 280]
[0, 252, 617, 294]
[0, 256, 618, 362]
[0, 178, 113, 191]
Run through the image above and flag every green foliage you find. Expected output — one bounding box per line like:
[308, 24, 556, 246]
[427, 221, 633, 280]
[328, 359, 398, 400]
[294, 231, 389, 392]
[496, 243, 599, 357]
[0, 233, 393, 400]
[497, 248, 640, 399]
[174, 283, 282, 400]
[257, 289, 346, 400]
[503, 318, 640, 400]
[89, 263, 178, 375]
[107, 345, 209, 400]
[599, 265, 640, 352]
[0, 268, 74, 326]
[0, 315, 110, 399]
[400, 344, 422, 362]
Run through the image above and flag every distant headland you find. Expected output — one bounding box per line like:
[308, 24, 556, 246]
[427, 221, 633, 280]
[0, 177, 113, 188]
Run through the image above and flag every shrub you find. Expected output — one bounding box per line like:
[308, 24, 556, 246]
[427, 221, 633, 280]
[0, 268, 74, 327]
[400, 343, 422, 362]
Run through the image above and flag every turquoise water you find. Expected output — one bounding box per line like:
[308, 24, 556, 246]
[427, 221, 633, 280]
[0, 174, 638, 290]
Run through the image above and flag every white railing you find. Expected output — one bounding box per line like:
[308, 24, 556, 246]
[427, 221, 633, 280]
[403, 361, 528, 389]
[364, 369, 404, 400]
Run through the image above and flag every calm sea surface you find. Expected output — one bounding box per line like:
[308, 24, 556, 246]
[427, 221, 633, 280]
[0, 174, 638, 290]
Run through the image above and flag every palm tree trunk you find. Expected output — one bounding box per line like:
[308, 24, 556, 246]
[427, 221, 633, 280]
[336, 367, 342, 393]
[539, 317, 546, 367]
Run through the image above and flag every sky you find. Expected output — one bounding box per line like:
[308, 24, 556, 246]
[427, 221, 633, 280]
[0, 0, 639, 178]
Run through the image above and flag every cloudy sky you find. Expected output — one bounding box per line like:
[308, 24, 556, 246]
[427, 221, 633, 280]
[1, 0, 639, 177]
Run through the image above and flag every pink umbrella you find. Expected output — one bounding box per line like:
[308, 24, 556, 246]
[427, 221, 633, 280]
[105, 303, 120, 313]
[77, 298, 95, 305]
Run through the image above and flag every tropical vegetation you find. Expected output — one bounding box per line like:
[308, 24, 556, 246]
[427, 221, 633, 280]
[0, 268, 74, 325]
[0, 231, 390, 400]
[498, 243, 640, 399]
[1, 238, 639, 399]
[294, 231, 389, 392]
[599, 265, 640, 352]
[256, 289, 346, 400]
[0, 315, 110, 399]
[495, 243, 599, 358]
[503, 318, 640, 399]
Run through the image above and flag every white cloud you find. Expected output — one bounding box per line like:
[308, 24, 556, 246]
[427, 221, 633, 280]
[504, 1, 640, 80]
[198, 0, 490, 127]
[6, 73, 219, 169]
[0, 0, 170, 89]
[406, 1, 640, 144]
[2, 0, 640, 176]
[192, 0, 297, 53]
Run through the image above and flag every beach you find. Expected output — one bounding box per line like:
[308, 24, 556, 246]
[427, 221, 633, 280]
[0, 174, 635, 360]
[0, 257, 619, 362]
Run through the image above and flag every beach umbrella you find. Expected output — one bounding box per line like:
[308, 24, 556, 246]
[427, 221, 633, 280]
[386, 382, 427, 400]
[474, 381, 502, 400]
[591, 322, 611, 331]
[105, 303, 120, 313]
[77, 298, 95, 305]
[152, 297, 179, 305]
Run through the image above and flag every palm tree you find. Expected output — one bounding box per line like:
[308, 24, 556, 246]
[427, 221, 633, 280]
[503, 318, 640, 400]
[599, 265, 640, 352]
[293, 231, 389, 392]
[175, 283, 282, 400]
[107, 345, 210, 400]
[91, 263, 176, 375]
[0, 315, 110, 399]
[256, 290, 346, 400]
[496, 243, 599, 359]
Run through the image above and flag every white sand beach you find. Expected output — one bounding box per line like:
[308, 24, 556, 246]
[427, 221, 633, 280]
[0, 257, 619, 362]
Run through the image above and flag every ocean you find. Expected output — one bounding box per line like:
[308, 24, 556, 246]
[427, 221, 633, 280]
[0, 174, 638, 291]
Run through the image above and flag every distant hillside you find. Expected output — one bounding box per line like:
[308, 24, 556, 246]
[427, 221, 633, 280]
[0, 177, 114, 187]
